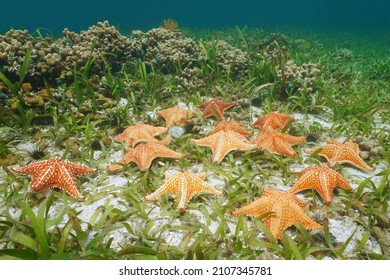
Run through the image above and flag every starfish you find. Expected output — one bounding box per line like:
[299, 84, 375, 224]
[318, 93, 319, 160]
[231, 188, 322, 240]
[305, 139, 375, 172]
[198, 98, 237, 120]
[113, 122, 168, 147]
[190, 131, 256, 163]
[249, 128, 306, 157]
[288, 166, 353, 204]
[107, 142, 183, 171]
[251, 112, 295, 131]
[158, 105, 195, 128]
[11, 157, 97, 200]
[210, 119, 253, 136]
[145, 171, 222, 211]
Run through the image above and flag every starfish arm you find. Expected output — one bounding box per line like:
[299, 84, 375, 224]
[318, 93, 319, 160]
[326, 139, 341, 145]
[113, 130, 129, 142]
[272, 139, 298, 157]
[198, 172, 207, 180]
[306, 146, 336, 163]
[282, 134, 307, 145]
[304, 147, 321, 155]
[107, 163, 124, 171]
[317, 169, 337, 203]
[333, 149, 375, 172]
[189, 175, 223, 196]
[144, 177, 180, 201]
[177, 181, 190, 211]
[27, 165, 56, 192]
[211, 120, 253, 136]
[346, 141, 360, 153]
[11, 159, 53, 176]
[293, 204, 322, 230]
[288, 171, 316, 194]
[58, 165, 85, 200]
[250, 118, 264, 128]
[334, 172, 354, 191]
[152, 145, 183, 159]
[148, 126, 169, 136]
[107, 150, 137, 171]
[211, 136, 229, 163]
[63, 160, 97, 176]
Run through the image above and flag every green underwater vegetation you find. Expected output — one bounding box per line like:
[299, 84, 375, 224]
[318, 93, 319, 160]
[0, 21, 389, 260]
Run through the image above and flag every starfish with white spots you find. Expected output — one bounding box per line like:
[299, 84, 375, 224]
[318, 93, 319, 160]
[11, 157, 97, 200]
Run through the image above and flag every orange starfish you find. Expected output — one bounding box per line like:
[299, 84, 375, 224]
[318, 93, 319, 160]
[249, 128, 306, 157]
[158, 105, 195, 128]
[231, 188, 322, 240]
[145, 171, 222, 211]
[191, 131, 256, 163]
[288, 166, 353, 204]
[11, 157, 97, 200]
[113, 122, 168, 147]
[107, 142, 183, 171]
[198, 98, 237, 120]
[210, 119, 253, 136]
[305, 139, 375, 172]
[251, 112, 295, 131]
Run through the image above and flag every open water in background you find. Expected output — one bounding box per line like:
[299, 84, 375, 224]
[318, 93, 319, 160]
[1, 0, 390, 35]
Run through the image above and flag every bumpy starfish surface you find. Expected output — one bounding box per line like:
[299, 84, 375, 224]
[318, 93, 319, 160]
[249, 128, 306, 157]
[288, 166, 353, 204]
[107, 142, 183, 171]
[210, 119, 253, 136]
[198, 98, 237, 120]
[251, 112, 295, 131]
[305, 139, 375, 172]
[11, 157, 97, 200]
[145, 171, 222, 211]
[191, 131, 256, 163]
[158, 105, 195, 128]
[231, 188, 322, 240]
[113, 122, 168, 147]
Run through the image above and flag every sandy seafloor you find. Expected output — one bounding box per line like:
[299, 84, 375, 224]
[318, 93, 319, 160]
[0, 101, 388, 260]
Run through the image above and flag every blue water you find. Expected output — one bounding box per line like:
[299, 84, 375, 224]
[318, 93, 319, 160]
[2, 0, 390, 34]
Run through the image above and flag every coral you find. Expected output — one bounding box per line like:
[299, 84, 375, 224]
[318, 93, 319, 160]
[54, 21, 131, 72]
[175, 67, 206, 93]
[276, 60, 320, 94]
[0, 21, 131, 88]
[211, 40, 250, 78]
[128, 28, 205, 73]
[0, 29, 36, 78]
[258, 33, 289, 64]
